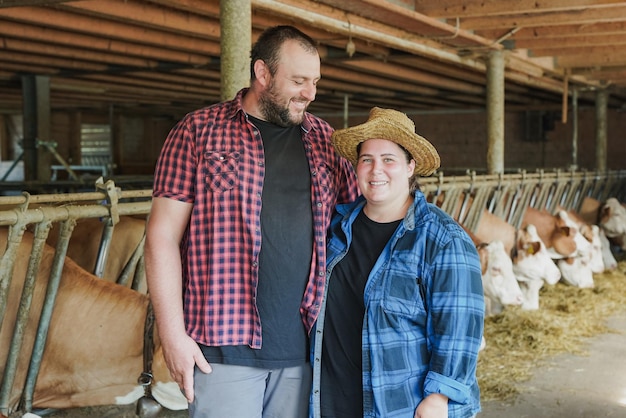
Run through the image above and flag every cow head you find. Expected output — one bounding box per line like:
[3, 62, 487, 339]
[600, 198, 626, 239]
[478, 241, 523, 316]
[557, 256, 595, 288]
[513, 224, 561, 310]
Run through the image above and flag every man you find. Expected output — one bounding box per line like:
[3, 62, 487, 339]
[144, 25, 358, 418]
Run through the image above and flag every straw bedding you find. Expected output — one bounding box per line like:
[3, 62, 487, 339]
[477, 262, 626, 401]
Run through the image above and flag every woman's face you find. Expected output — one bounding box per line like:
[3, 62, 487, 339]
[356, 139, 415, 207]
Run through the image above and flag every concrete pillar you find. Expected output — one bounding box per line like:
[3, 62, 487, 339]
[220, 0, 251, 101]
[486, 50, 505, 174]
[21, 75, 51, 181]
[595, 88, 608, 172]
[571, 88, 578, 170]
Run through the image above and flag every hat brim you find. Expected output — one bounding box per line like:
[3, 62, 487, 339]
[331, 112, 440, 176]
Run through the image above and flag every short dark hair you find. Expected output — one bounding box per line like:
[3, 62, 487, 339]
[250, 25, 318, 80]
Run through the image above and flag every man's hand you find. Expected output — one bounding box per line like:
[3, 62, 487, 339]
[162, 333, 212, 402]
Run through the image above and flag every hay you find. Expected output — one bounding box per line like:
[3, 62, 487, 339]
[477, 262, 626, 401]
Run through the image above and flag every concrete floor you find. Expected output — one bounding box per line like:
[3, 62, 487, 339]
[478, 313, 626, 418]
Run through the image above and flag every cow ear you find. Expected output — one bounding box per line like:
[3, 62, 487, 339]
[529, 242, 540, 254]
[559, 226, 571, 237]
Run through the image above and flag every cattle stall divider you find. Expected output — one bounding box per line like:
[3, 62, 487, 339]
[0, 180, 151, 415]
[1, 170, 626, 415]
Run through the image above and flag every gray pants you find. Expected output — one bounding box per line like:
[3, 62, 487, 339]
[189, 363, 311, 418]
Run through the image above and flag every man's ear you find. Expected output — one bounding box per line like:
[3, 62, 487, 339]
[254, 60, 270, 87]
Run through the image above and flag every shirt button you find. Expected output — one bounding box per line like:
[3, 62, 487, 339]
[316, 202, 322, 207]
[311, 170, 317, 176]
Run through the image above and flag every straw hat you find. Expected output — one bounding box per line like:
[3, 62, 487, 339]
[331, 107, 440, 176]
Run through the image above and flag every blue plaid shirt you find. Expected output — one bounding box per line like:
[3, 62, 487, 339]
[311, 192, 484, 417]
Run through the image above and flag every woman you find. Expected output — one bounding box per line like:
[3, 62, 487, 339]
[311, 107, 484, 418]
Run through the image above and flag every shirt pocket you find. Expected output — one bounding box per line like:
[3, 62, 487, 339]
[380, 270, 427, 325]
[202, 150, 239, 192]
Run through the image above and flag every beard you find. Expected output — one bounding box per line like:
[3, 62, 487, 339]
[258, 81, 306, 127]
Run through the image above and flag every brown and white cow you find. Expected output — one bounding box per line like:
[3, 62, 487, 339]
[0, 227, 185, 416]
[557, 206, 614, 273]
[567, 196, 617, 271]
[512, 224, 562, 310]
[521, 207, 594, 287]
[599, 197, 626, 251]
[464, 214, 523, 316]
[45, 216, 147, 292]
[475, 209, 561, 310]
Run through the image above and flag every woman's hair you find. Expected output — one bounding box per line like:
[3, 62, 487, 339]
[250, 25, 318, 80]
[356, 141, 421, 194]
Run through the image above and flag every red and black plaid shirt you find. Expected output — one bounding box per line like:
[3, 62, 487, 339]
[152, 89, 358, 348]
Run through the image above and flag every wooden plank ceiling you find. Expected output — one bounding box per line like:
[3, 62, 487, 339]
[1, 0, 626, 119]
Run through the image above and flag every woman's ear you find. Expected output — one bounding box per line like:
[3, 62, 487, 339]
[408, 159, 416, 177]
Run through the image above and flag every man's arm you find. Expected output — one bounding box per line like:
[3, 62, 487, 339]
[144, 197, 212, 403]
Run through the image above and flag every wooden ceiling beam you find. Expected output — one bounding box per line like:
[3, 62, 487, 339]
[514, 33, 626, 50]
[321, 65, 441, 96]
[477, 21, 626, 40]
[0, 6, 220, 52]
[0, 37, 163, 70]
[340, 59, 485, 94]
[0, 48, 106, 73]
[309, 0, 493, 48]
[0, 20, 219, 66]
[59, 0, 220, 38]
[51, 76, 216, 102]
[413, 0, 626, 18]
[0, 0, 71, 7]
[554, 47, 626, 68]
[457, 5, 626, 30]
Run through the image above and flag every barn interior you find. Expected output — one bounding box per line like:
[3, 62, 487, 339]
[2, 3, 626, 418]
[1, 0, 626, 191]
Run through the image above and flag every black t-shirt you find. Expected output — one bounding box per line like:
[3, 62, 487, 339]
[201, 115, 313, 368]
[320, 211, 401, 417]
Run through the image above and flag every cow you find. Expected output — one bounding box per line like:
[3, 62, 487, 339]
[0, 227, 186, 417]
[461, 220, 523, 316]
[512, 224, 562, 310]
[599, 197, 626, 251]
[521, 207, 594, 287]
[477, 240, 524, 316]
[474, 209, 563, 310]
[45, 216, 147, 292]
[557, 207, 614, 273]
[566, 196, 618, 270]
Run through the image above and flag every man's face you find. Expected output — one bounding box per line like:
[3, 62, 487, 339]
[258, 40, 321, 126]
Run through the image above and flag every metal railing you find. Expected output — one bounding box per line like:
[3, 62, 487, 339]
[1, 169, 626, 414]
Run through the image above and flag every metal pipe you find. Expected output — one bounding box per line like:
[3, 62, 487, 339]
[22, 218, 76, 412]
[0, 221, 51, 414]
